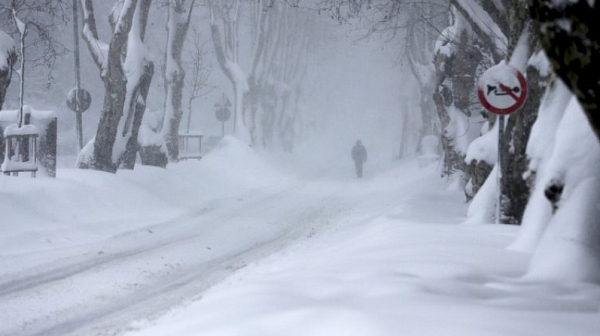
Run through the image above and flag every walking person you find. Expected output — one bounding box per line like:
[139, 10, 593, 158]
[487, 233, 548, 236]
[351, 139, 367, 178]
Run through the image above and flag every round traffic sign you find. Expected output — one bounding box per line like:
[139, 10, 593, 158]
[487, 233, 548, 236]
[215, 107, 231, 122]
[66, 88, 92, 113]
[477, 63, 527, 115]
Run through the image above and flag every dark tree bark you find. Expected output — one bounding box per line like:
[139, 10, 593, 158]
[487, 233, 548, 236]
[121, 61, 155, 169]
[79, 0, 139, 172]
[493, 11, 549, 224]
[79, 0, 154, 173]
[89, 23, 132, 172]
[529, 0, 600, 142]
[0, 32, 16, 110]
[500, 64, 546, 223]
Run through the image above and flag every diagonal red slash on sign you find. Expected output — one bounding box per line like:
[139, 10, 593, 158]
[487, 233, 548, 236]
[478, 63, 527, 115]
[498, 83, 519, 101]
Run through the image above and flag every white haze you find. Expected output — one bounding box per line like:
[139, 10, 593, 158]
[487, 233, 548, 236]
[295, 34, 409, 175]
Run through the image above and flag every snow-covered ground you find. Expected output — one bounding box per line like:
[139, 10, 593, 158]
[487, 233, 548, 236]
[1, 137, 599, 336]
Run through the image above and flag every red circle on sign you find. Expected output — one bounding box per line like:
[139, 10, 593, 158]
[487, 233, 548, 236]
[477, 65, 527, 115]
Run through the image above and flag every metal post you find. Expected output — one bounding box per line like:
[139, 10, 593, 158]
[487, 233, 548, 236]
[17, 24, 26, 128]
[496, 115, 505, 224]
[72, 0, 83, 151]
[222, 121, 225, 137]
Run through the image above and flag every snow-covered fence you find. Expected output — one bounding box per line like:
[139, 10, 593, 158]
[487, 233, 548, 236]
[0, 106, 57, 177]
[178, 132, 203, 161]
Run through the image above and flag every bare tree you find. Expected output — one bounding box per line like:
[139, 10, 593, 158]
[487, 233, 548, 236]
[247, 1, 314, 151]
[183, 25, 213, 133]
[207, 0, 252, 143]
[78, 0, 154, 172]
[159, 0, 197, 161]
[0, 0, 69, 89]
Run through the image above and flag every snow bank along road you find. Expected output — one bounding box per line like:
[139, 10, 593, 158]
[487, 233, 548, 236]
[0, 140, 460, 336]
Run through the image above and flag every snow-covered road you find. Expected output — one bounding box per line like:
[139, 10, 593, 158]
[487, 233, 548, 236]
[5, 138, 597, 336]
[1, 138, 454, 336]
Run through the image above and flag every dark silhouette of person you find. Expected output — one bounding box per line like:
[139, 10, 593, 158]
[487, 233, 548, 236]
[351, 139, 367, 178]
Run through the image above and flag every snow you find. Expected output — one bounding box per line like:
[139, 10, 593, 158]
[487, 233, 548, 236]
[125, 157, 600, 336]
[2, 137, 600, 335]
[114, 4, 150, 163]
[138, 121, 165, 147]
[523, 96, 600, 282]
[114, 0, 137, 36]
[76, 136, 95, 167]
[434, 8, 470, 58]
[528, 50, 552, 78]
[1, 159, 37, 172]
[508, 29, 530, 72]
[464, 165, 498, 225]
[510, 80, 573, 252]
[0, 105, 57, 122]
[0, 106, 57, 148]
[465, 120, 497, 165]
[418, 135, 440, 166]
[445, 105, 482, 156]
[12, 10, 26, 36]
[3, 123, 38, 136]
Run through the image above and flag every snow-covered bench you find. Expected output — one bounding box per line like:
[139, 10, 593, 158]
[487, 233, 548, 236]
[0, 106, 57, 177]
[1, 123, 38, 177]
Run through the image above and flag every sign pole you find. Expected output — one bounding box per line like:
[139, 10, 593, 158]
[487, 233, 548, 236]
[496, 115, 505, 224]
[72, 0, 83, 151]
[477, 63, 528, 224]
[215, 94, 231, 136]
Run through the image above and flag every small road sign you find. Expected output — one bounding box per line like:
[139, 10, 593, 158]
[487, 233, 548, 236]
[66, 87, 92, 113]
[215, 107, 231, 122]
[215, 94, 231, 136]
[477, 63, 527, 115]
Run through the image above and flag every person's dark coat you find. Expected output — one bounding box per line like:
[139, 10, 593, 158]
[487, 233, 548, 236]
[352, 140, 367, 178]
[352, 141, 367, 163]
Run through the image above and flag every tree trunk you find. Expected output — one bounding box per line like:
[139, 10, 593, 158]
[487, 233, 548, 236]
[528, 0, 600, 142]
[78, 0, 144, 173]
[496, 12, 548, 223]
[161, 0, 196, 162]
[121, 61, 155, 169]
[86, 55, 128, 172]
[209, 1, 251, 143]
[500, 65, 545, 223]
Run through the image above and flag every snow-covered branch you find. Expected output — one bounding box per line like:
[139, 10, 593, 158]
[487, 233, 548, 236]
[451, 0, 507, 62]
[80, 0, 109, 71]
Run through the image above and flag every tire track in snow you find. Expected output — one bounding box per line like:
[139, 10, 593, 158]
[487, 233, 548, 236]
[1, 166, 436, 336]
[0, 187, 296, 298]
[27, 202, 338, 336]
[0, 184, 350, 336]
